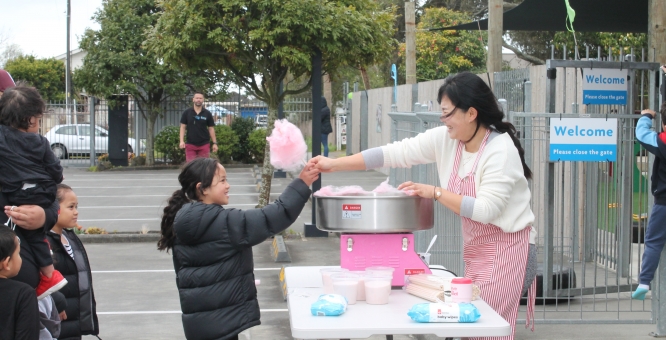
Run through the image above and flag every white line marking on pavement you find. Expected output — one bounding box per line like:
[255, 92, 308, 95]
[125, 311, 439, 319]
[71, 185, 263, 188]
[93, 270, 174, 273]
[98, 309, 287, 315]
[77, 194, 262, 198]
[91, 268, 280, 273]
[65, 177, 250, 181]
[78, 204, 257, 209]
[78, 218, 161, 222]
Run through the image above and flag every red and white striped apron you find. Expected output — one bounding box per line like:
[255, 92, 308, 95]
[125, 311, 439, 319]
[446, 130, 536, 340]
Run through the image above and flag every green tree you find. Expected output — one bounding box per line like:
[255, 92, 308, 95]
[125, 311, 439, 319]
[399, 8, 486, 81]
[4, 56, 65, 101]
[73, 0, 224, 166]
[147, 0, 396, 207]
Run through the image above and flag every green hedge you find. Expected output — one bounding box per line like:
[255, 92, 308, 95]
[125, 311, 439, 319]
[214, 124, 239, 163]
[249, 128, 267, 163]
[154, 126, 185, 164]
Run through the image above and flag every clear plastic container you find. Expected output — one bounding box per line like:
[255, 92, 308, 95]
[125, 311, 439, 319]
[364, 275, 392, 305]
[350, 271, 367, 301]
[365, 266, 395, 279]
[331, 273, 361, 305]
[320, 268, 349, 294]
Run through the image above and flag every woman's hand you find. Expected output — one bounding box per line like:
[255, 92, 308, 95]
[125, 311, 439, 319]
[298, 164, 320, 187]
[309, 156, 336, 173]
[4, 205, 46, 230]
[397, 181, 436, 199]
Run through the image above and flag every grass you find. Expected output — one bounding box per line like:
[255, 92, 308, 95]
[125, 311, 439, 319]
[596, 178, 649, 233]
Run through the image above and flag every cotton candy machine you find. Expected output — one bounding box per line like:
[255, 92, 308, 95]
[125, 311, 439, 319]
[315, 193, 434, 286]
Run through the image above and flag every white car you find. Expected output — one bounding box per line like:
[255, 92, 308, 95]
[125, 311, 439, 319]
[44, 124, 143, 159]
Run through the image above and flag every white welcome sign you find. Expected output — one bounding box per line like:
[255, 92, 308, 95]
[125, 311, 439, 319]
[549, 118, 618, 162]
[582, 68, 628, 105]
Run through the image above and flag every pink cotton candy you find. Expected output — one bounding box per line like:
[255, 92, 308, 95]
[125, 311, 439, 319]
[314, 185, 368, 197]
[372, 178, 405, 195]
[313, 179, 412, 197]
[266, 119, 308, 172]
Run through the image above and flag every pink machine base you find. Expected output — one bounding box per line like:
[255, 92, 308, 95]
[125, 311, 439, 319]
[340, 233, 431, 286]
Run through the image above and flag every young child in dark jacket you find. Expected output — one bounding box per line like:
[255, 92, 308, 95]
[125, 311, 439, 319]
[0, 226, 40, 340]
[633, 101, 666, 300]
[45, 184, 100, 339]
[158, 157, 319, 340]
[0, 86, 67, 300]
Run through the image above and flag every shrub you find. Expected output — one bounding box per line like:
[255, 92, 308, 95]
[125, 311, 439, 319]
[214, 124, 239, 163]
[84, 227, 107, 234]
[248, 128, 267, 163]
[154, 126, 185, 164]
[231, 117, 256, 163]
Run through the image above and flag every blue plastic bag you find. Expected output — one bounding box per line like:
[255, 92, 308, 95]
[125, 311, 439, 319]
[407, 302, 481, 323]
[311, 294, 348, 316]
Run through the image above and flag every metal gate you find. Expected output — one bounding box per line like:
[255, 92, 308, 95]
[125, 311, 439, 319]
[387, 57, 663, 325]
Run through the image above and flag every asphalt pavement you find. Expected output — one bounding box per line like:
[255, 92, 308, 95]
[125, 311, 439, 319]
[63, 161, 659, 340]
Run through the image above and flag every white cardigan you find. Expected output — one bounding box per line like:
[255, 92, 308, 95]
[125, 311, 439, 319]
[379, 126, 535, 241]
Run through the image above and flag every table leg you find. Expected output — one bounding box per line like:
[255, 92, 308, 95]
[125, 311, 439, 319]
[386, 336, 393, 340]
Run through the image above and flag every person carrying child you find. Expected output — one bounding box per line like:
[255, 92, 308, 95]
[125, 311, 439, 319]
[45, 184, 100, 339]
[158, 157, 319, 340]
[0, 226, 40, 340]
[0, 86, 68, 300]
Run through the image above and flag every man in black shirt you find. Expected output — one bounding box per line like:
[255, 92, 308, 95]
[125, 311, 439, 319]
[179, 92, 217, 163]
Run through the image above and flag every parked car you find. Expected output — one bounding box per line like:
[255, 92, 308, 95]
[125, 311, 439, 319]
[255, 114, 267, 129]
[44, 124, 144, 159]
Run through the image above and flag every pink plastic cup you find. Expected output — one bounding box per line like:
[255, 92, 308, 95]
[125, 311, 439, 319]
[364, 275, 392, 305]
[320, 268, 348, 294]
[451, 277, 473, 303]
[331, 273, 361, 305]
[350, 271, 368, 301]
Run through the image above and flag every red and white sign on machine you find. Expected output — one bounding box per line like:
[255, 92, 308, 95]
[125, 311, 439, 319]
[342, 204, 362, 219]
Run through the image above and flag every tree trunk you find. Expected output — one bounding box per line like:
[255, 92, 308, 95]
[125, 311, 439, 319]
[360, 66, 371, 90]
[648, 0, 666, 65]
[257, 104, 278, 207]
[145, 111, 156, 166]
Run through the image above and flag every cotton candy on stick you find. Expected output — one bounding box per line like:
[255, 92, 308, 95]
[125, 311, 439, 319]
[266, 119, 308, 172]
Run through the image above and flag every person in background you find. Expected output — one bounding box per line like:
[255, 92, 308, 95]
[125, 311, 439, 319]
[320, 96, 333, 157]
[158, 158, 318, 340]
[632, 65, 666, 300]
[0, 69, 15, 98]
[310, 72, 537, 340]
[0, 226, 40, 340]
[0, 86, 68, 300]
[179, 92, 218, 162]
[46, 184, 100, 339]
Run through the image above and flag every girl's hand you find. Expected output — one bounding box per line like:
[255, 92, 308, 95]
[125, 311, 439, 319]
[397, 181, 436, 199]
[642, 109, 656, 118]
[4, 205, 46, 230]
[299, 164, 320, 187]
[309, 156, 336, 173]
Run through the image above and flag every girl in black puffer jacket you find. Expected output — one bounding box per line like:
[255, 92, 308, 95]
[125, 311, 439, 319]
[159, 158, 319, 340]
[46, 184, 100, 340]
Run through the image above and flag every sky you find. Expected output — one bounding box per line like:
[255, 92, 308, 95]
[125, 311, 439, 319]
[1, 0, 103, 58]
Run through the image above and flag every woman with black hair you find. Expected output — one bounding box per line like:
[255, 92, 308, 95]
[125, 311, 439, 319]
[158, 158, 319, 340]
[310, 71, 537, 340]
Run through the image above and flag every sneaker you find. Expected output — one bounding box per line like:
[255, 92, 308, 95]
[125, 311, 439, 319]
[36, 270, 68, 300]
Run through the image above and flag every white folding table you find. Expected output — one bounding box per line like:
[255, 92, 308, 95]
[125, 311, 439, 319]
[285, 266, 511, 340]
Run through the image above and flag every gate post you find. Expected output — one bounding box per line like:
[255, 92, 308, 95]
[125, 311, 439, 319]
[89, 96, 96, 167]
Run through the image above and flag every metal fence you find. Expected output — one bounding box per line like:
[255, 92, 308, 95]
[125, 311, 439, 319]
[42, 96, 312, 166]
[386, 57, 663, 324]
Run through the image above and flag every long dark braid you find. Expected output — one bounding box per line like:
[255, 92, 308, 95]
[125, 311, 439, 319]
[437, 72, 532, 179]
[158, 158, 220, 252]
